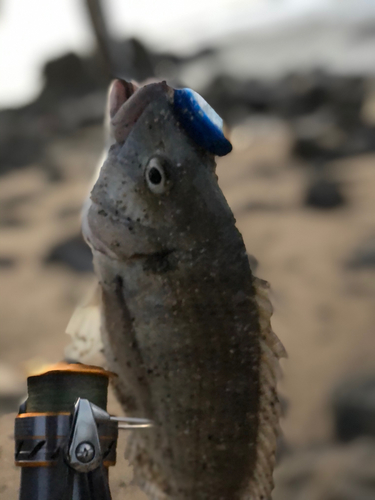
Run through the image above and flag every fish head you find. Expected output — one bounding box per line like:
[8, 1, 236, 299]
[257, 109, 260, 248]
[85, 79, 234, 261]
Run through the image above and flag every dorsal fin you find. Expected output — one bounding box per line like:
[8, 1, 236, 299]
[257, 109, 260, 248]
[246, 277, 286, 500]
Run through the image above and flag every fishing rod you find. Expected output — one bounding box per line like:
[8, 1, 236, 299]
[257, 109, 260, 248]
[14, 362, 152, 500]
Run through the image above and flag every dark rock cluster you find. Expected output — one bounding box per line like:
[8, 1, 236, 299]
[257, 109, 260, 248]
[44, 234, 93, 273]
[2, 41, 375, 177]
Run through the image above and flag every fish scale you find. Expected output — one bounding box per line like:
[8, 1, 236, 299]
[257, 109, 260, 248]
[73, 80, 286, 500]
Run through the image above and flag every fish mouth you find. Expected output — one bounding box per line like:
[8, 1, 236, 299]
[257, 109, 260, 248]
[91, 235, 176, 271]
[109, 80, 138, 118]
[128, 248, 177, 272]
[85, 199, 177, 265]
[110, 79, 173, 144]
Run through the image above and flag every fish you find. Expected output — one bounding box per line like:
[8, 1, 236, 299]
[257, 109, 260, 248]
[68, 79, 286, 500]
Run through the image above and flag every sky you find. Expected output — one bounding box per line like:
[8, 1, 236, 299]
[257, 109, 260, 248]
[0, 0, 375, 107]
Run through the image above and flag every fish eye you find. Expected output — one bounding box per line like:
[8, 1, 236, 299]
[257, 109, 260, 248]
[145, 157, 170, 194]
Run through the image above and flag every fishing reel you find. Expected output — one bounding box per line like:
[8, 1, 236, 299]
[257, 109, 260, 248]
[14, 363, 152, 500]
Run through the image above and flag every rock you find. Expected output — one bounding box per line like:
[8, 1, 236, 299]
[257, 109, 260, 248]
[57, 206, 81, 219]
[243, 201, 287, 212]
[44, 234, 93, 273]
[332, 376, 375, 442]
[293, 137, 341, 163]
[202, 75, 274, 124]
[0, 257, 16, 269]
[113, 38, 155, 82]
[202, 75, 244, 123]
[41, 52, 103, 102]
[341, 125, 375, 156]
[0, 193, 33, 228]
[346, 236, 375, 269]
[274, 439, 375, 500]
[57, 90, 106, 130]
[328, 75, 365, 131]
[0, 216, 27, 228]
[0, 133, 44, 172]
[291, 109, 346, 162]
[271, 71, 329, 118]
[304, 176, 346, 209]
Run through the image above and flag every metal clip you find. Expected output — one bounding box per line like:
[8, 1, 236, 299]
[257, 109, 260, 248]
[110, 416, 153, 430]
[67, 398, 103, 473]
[88, 401, 154, 429]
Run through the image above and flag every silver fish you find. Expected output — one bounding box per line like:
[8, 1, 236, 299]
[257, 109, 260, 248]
[81, 79, 286, 500]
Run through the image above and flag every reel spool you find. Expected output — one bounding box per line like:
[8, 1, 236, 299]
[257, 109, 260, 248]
[15, 362, 151, 500]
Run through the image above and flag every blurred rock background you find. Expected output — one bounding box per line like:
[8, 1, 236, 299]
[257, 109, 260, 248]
[1, 1, 375, 499]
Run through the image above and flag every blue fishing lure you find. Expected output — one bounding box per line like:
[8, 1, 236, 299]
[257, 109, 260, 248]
[173, 88, 232, 157]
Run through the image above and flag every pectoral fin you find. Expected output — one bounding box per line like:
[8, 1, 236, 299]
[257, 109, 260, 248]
[65, 282, 104, 364]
